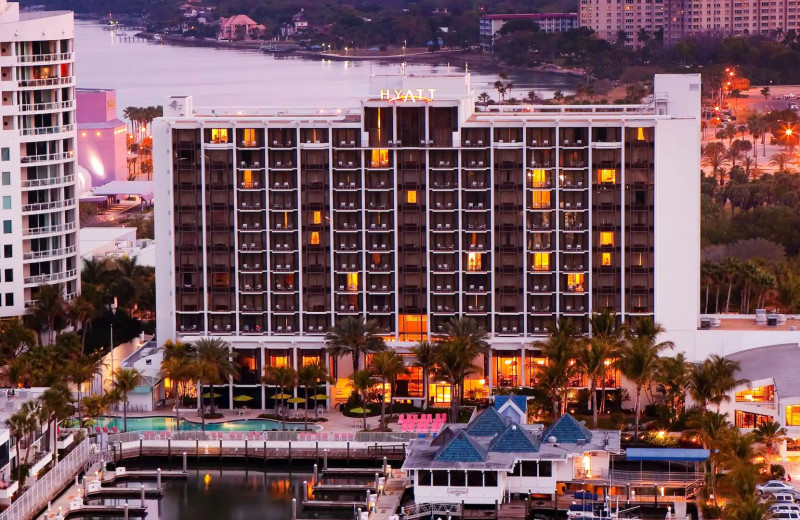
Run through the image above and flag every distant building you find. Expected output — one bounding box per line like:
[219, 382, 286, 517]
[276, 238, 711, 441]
[292, 9, 309, 32]
[480, 13, 578, 51]
[76, 88, 128, 189]
[218, 14, 265, 41]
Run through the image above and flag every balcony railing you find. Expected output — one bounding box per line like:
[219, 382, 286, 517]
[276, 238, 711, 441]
[24, 268, 77, 285]
[20, 124, 75, 136]
[23, 245, 77, 260]
[17, 76, 73, 87]
[23, 221, 76, 236]
[21, 197, 75, 212]
[17, 52, 73, 63]
[20, 151, 74, 164]
[21, 173, 75, 188]
[19, 100, 74, 112]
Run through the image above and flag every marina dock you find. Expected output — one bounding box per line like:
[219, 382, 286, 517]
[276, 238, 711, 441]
[321, 467, 386, 476]
[314, 483, 377, 492]
[302, 499, 367, 509]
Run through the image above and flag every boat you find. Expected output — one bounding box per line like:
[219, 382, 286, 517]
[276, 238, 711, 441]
[567, 503, 641, 520]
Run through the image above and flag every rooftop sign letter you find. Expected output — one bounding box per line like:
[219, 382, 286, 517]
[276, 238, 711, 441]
[379, 89, 437, 103]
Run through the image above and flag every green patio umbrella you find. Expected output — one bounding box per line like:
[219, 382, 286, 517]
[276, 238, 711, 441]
[310, 394, 329, 400]
[233, 395, 254, 402]
[201, 392, 221, 399]
[270, 393, 292, 400]
[349, 407, 367, 414]
[287, 397, 307, 404]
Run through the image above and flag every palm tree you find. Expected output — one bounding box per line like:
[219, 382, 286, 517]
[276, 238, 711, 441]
[39, 383, 72, 460]
[770, 152, 795, 172]
[433, 340, 481, 423]
[111, 368, 142, 432]
[493, 80, 506, 102]
[724, 494, 772, 520]
[30, 284, 66, 344]
[81, 394, 109, 430]
[325, 317, 387, 376]
[443, 317, 490, 403]
[67, 354, 103, 427]
[194, 338, 240, 416]
[370, 351, 407, 429]
[296, 363, 329, 430]
[6, 407, 36, 482]
[350, 369, 376, 431]
[718, 429, 764, 501]
[67, 296, 95, 352]
[617, 318, 673, 433]
[263, 365, 297, 430]
[702, 142, 729, 184]
[588, 311, 626, 414]
[689, 355, 747, 411]
[477, 92, 492, 106]
[161, 352, 196, 429]
[577, 339, 608, 429]
[533, 318, 581, 417]
[654, 353, 691, 423]
[411, 341, 435, 410]
[754, 420, 788, 456]
[688, 411, 730, 505]
[552, 90, 565, 103]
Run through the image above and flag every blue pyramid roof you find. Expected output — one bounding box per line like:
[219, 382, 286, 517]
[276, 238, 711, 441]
[541, 413, 592, 444]
[466, 407, 508, 437]
[434, 431, 487, 462]
[489, 424, 540, 453]
[494, 395, 528, 412]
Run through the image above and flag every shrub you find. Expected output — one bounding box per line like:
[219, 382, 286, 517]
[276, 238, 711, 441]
[610, 411, 626, 431]
[701, 504, 722, 519]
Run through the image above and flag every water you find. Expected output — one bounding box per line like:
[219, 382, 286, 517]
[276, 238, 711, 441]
[92, 416, 317, 431]
[74, 21, 579, 110]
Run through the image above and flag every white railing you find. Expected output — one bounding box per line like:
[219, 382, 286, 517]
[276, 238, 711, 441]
[575, 468, 704, 485]
[21, 198, 75, 213]
[24, 268, 77, 285]
[17, 52, 73, 63]
[23, 245, 77, 260]
[19, 124, 74, 137]
[23, 221, 76, 236]
[20, 174, 75, 188]
[0, 438, 96, 520]
[17, 77, 72, 88]
[403, 503, 462, 519]
[20, 151, 74, 164]
[18, 100, 73, 112]
[106, 430, 427, 443]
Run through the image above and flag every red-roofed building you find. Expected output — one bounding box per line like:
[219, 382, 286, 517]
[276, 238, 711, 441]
[479, 13, 578, 51]
[218, 14, 265, 41]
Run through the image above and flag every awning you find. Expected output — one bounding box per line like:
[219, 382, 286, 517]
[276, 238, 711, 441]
[91, 180, 154, 201]
[625, 448, 709, 462]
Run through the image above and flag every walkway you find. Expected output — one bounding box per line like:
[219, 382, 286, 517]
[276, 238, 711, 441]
[370, 471, 410, 520]
[42, 461, 103, 520]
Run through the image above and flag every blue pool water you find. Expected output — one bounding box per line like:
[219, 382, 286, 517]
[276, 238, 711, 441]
[93, 416, 317, 431]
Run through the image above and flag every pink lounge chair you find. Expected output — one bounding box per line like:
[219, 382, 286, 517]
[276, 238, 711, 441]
[112, 427, 119, 433]
[398, 414, 406, 425]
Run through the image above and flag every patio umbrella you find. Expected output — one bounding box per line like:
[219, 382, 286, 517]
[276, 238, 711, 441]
[270, 393, 292, 400]
[201, 392, 221, 399]
[233, 395, 254, 402]
[287, 397, 306, 404]
[310, 394, 329, 400]
[349, 407, 368, 414]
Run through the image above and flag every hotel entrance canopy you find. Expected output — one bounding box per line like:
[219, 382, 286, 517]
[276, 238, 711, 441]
[92, 180, 154, 202]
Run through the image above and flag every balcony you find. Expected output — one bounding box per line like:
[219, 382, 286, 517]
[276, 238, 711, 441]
[17, 52, 73, 63]
[21, 198, 75, 213]
[22, 245, 76, 261]
[23, 221, 76, 236]
[19, 124, 75, 137]
[18, 76, 73, 88]
[20, 151, 74, 164]
[21, 173, 74, 188]
[19, 100, 74, 113]
[24, 268, 77, 285]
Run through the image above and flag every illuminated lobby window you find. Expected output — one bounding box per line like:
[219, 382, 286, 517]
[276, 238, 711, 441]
[310, 232, 320, 245]
[347, 272, 358, 291]
[270, 354, 289, 368]
[467, 252, 483, 271]
[399, 314, 427, 342]
[302, 354, 320, 367]
[407, 190, 417, 204]
[313, 211, 322, 224]
[529, 168, 547, 187]
[597, 169, 616, 184]
[567, 273, 584, 291]
[736, 385, 774, 403]
[371, 149, 389, 167]
[602, 253, 612, 266]
[243, 169, 253, 188]
[531, 191, 550, 209]
[434, 384, 451, 404]
[532, 253, 549, 271]
[600, 231, 614, 247]
[211, 128, 229, 144]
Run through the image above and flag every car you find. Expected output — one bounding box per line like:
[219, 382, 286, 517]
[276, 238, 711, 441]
[770, 503, 800, 513]
[790, 103, 798, 111]
[757, 481, 795, 495]
[771, 512, 800, 520]
[769, 492, 800, 503]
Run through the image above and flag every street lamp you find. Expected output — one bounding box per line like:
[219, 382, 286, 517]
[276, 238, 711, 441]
[109, 297, 118, 378]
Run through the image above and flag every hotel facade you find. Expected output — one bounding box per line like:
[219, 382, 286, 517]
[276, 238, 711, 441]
[0, 1, 80, 318]
[154, 74, 700, 409]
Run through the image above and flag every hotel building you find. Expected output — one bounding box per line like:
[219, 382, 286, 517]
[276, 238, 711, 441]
[0, 1, 80, 318]
[154, 73, 700, 409]
[479, 13, 579, 51]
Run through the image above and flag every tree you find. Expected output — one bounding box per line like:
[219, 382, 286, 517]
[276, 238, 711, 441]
[263, 365, 297, 430]
[160, 340, 196, 429]
[6, 407, 36, 482]
[370, 351, 407, 429]
[350, 369, 376, 431]
[770, 152, 795, 172]
[588, 310, 626, 414]
[616, 318, 673, 433]
[753, 420, 788, 456]
[689, 355, 747, 411]
[411, 341, 435, 410]
[552, 90, 565, 103]
[477, 92, 492, 106]
[655, 353, 691, 422]
[0, 318, 36, 364]
[702, 142, 729, 184]
[761, 87, 771, 100]
[688, 411, 730, 505]
[67, 296, 96, 352]
[30, 284, 66, 344]
[533, 318, 581, 417]
[38, 383, 73, 460]
[442, 317, 490, 405]
[66, 354, 103, 427]
[325, 317, 387, 375]
[194, 338, 240, 416]
[111, 367, 142, 432]
[433, 339, 481, 423]
[297, 363, 329, 430]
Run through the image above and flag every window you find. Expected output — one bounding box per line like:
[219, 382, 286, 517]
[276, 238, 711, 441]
[467, 252, 483, 271]
[637, 127, 646, 141]
[432, 470, 448, 486]
[600, 231, 614, 246]
[484, 472, 498, 487]
[529, 168, 548, 187]
[347, 272, 358, 291]
[533, 253, 550, 271]
[735, 410, 772, 428]
[2, 221, 10, 234]
[210, 128, 229, 144]
[4, 269, 11, 282]
[399, 314, 427, 342]
[1, 172, 8, 185]
[597, 168, 616, 183]
[407, 190, 417, 204]
[310, 232, 320, 245]
[434, 384, 451, 404]
[449, 471, 466, 487]
[269, 354, 289, 368]
[531, 190, 551, 209]
[3, 245, 10, 258]
[736, 385, 774, 403]
[521, 461, 538, 477]
[312, 211, 321, 225]
[567, 273, 585, 291]
[602, 253, 612, 266]
[1, 196, 9, 210]
[0, 148, 8, 161]
[539, 461, 552, 477]
[370, 149, 389, 167]
[417, 470, 431, 486]
[243, 128, 257, 146]
[243, 169, 253, 188]
[467, 471, 483, 487]
[4, 293, 12, 306]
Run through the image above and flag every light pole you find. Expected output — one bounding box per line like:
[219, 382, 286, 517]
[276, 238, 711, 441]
[109, 297, 118, 380]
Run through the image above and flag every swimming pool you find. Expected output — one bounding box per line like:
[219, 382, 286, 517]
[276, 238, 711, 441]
[92, 416, 318, 432]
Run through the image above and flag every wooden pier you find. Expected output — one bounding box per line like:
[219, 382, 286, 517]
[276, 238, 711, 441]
[302, 499, 367, 509]
[101, 469, 188, 483]
[84, 487, 165, 501]
[320, 467, 385, 476]
[314, 483, 376, 492]
[63, 504, 148, 518]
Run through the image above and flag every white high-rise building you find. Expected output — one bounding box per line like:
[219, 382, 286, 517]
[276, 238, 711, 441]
[0, 1, 80, 316]
[153, 73, 700, 409]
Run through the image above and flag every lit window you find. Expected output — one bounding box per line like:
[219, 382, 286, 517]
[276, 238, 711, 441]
[313, 211, 321, 224]
[567, 273, 585, 291]
[371, 149, 389, 167]
[399, 314, 427, 342]
[81, 132, 86, 137]
[243, 169, 253, 188]
[637, 127, 646, 141]
[302, 355, 320, 367]
[528, 168, 547, 187]
[96, 131, 101, 137]
[210, 128, 229, 144]
[347, 272, 358, 291]
[736, 385, 774, 403]
[467, 252, 483, 271]
[598, 169, 616, 184]
[243, 128, 256, 146]
[600, 231, 614, 246]
[531, 191, 551, 209]
[310, 232, 320, 245]
[602, 252, 612, 266]
[407, 190, 417, 204]
[270, 355, 289, 368]
[532, 253, 549, 271]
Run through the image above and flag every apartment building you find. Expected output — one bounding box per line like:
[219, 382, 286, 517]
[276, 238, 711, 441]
[579, 0, 800, 47]
[0, 1, 80, 318]
[154, 73, 700, 410]
[479, 13, 579, 51]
